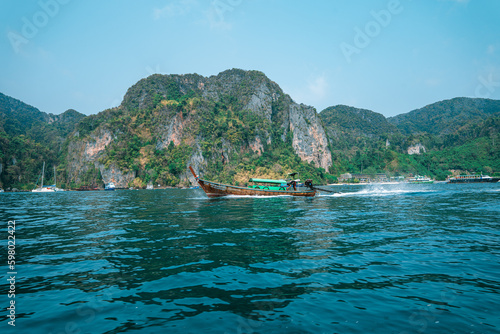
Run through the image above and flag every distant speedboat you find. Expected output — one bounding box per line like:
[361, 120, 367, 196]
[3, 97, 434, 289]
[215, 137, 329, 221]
[105, 182, 116, 191]
[146, 183, 154, 190]
[447, 174, 500, 183]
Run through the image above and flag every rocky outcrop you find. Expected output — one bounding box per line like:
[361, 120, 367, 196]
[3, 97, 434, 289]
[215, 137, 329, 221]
[407, 143, 426, 155]
[289, 104, 332, 171]
[249, 136, 264, 155]
[66, 127, 128, 187]
[67, 126, 137, 187]
[185, 144, 206, 183]
[97, 162, 136, 188]
[243, 83, 274, 121]
[201, 70, 331, 171]
[156, 112, 185, 149]
[65, 69, 336, 185]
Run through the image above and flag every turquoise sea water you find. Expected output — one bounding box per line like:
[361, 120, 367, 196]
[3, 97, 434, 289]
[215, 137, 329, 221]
[1, 183, 499, 333]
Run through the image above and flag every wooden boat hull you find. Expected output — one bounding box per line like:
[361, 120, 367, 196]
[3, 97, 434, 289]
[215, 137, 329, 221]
[197, 179, 316, 197]
[188, 166, 316, 197]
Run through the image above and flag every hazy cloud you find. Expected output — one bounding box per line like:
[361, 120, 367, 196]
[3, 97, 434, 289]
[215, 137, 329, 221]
[487, 44, 495, 55]
[308, 75, 328, 99]
[153, 0, 197, 20]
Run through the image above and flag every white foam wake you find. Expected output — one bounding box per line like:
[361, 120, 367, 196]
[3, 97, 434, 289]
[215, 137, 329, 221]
[318, 186, 437, 197]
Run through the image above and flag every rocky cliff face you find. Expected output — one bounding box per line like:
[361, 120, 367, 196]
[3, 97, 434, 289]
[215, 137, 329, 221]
[97, 162, 136, 187]
[199, 70, 331, 171]
[134, 70, 332, 167]
[64, 69, 334, 186]
[66, 127, 136, 188]
[407, 143, 426, 155]
[289, 104, 332, 171]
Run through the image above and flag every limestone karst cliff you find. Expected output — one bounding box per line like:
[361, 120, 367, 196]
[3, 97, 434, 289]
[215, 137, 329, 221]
[64, 69, 333, 187]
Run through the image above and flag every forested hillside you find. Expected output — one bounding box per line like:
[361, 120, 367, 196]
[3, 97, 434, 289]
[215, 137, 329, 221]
[387, 97, 500, 135]
[320, 98, 500, 179]
[60, 69, 333, 190]
[0, 93, 85, 189]
[319, 105, 400, 152]
[1, 71, 499, 190]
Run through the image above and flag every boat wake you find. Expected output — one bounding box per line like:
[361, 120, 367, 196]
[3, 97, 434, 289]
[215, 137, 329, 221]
[190, 195, 296, 200]
[224, 194, 297, 199]
[318, 186, 437, 197]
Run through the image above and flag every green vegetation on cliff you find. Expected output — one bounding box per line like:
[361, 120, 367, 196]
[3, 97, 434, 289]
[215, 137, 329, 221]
[322, 101, 499, 180]
[1, 73, 499, 190]
[0, 93, 85, 189]
[86, 71, 334, 187]
[387, 97, 500, 135]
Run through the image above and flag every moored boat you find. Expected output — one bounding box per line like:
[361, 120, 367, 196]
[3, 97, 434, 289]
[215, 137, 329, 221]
[447, 174, 500, 183]
[32, 162, 56, 192]
[52, 166, 65, 191]
[105, 182, 116, 191]
[32, 163, 65, 192]
[407, 175, 434, 184]
[188, 166, 317, 197]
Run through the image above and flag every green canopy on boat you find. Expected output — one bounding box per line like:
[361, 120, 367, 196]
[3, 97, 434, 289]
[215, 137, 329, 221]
[249, 178, 287, 184]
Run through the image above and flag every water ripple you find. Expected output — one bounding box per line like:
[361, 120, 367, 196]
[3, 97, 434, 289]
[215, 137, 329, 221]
[1, 184, 499, 333]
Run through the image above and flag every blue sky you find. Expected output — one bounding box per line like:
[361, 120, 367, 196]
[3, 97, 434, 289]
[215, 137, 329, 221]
[1, 0, 499, 117]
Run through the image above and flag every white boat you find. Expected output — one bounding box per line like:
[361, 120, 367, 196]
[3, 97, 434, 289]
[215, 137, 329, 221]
[406, 175, 434, 184]
[146, 183, 154, 190]
[32, 187, 56, 192]
[105, 182, 116, 191]
[32, 162, 56, 192]
[53, 166, 65, 191]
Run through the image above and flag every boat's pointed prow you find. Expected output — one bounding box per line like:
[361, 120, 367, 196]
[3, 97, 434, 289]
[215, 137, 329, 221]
[188, 166, 198, 180]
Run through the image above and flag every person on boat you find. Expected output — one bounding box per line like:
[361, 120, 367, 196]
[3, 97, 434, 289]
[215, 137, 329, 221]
[287, 172, 298, 191]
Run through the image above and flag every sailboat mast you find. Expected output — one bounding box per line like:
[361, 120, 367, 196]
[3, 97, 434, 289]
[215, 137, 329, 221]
[41, 161, 45, 188]
[54, 166, 56, 187]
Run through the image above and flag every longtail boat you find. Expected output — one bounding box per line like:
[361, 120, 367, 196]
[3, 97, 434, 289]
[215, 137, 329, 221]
[188, 166, 317, 197]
